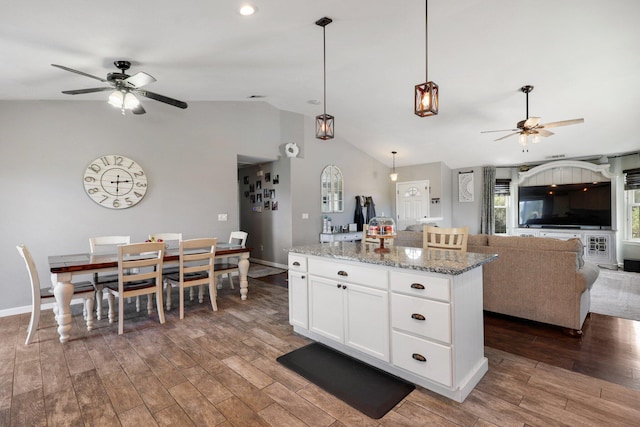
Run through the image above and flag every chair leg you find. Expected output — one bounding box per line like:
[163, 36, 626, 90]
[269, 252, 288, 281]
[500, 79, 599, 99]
[25, 302, 40, 345]
[118, 296, 124, 335]
[228, 272, 235, 289]
[179, 285, 185, 320]
[147, 294, 154, 316]
[165, 281, 172, 311]
[84, 297, 94, 331]
[107, 293, 115, 324]
[95, 287, 103, 320]
[156, 287, 165, 325]
[198, 285, 204, 303]
[189, 287, 195, 301]
[209, 282, 218, 311]
[136, 295, 141, 312]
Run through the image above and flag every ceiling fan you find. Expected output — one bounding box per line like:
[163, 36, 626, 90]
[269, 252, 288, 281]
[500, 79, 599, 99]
[481, 85, 583, 150]
[51, 60, 188, 115]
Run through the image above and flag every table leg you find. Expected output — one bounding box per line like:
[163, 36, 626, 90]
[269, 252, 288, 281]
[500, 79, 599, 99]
[50, 272, 73, 343]
[238, 253, 250, 300]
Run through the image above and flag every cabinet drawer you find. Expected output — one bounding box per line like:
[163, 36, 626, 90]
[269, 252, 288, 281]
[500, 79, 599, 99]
[390, 271, 450, 302]
[288, 254, 307, 272]
[392, 331, 452, 387]
[391, 294, 451, 344]
[308, 258, 387, 290]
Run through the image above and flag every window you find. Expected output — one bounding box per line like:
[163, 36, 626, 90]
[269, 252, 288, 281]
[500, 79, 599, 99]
[624, 168, 640, 240]
[494, 179, 511, 234]
[321, 165, 344, 213]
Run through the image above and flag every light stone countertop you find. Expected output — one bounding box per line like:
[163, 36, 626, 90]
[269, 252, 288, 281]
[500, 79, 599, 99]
[288, 241, 498, 276]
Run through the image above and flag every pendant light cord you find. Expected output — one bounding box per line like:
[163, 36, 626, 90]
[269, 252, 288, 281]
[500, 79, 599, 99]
[425, 0, 429, 82]
[323, 24, 327, 117]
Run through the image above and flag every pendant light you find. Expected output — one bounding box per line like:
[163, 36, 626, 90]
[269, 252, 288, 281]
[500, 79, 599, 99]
[389, 151, 398, 182]
[315, 17, 334, 140]
[414, 0, 439, 117]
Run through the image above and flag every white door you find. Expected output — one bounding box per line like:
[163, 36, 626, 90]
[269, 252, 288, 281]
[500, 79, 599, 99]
[396, 180, 430, 230]
[308, 276, 344, 342]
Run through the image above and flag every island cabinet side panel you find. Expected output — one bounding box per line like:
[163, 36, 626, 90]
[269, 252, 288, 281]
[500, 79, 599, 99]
[451, 267, 486, 384]
[288, 254, 309, 329]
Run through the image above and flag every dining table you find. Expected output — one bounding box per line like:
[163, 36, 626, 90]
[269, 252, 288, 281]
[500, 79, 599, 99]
[48, 243, 250, 343]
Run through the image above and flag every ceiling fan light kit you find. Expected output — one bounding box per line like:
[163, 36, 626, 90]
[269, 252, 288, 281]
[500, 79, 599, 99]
[414, 0, 439, 117]
[481, 84, 584, 152]
[52, 60, 188, 115]
[315, 17, 335, 140]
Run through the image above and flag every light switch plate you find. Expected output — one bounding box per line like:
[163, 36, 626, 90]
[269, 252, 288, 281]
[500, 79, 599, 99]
[302, 213, 309, 219]
[218, 214, 228, 221]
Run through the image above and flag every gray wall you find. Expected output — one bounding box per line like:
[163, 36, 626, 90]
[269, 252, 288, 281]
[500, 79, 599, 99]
[1, 100, 285, 312]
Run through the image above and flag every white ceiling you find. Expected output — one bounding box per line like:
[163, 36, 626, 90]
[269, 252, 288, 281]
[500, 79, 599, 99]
[2, 0, 638, 169]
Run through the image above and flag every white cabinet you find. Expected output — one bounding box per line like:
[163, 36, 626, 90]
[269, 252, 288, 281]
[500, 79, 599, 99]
[308, 266, 389, 362]
[319, 231, 363, 243]
[288, 254, 308, 329]
[514, 228, 616, 266]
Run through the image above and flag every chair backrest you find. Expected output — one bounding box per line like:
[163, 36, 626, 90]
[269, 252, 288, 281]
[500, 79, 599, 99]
[89, 236, 131, 253]
[16, 245, 42, 304]
[149, 233, 182, 249]
[229, 231, 248, 247]
[117, 242, 165, 292]
[179, 238, 217, 283]
[423, 225, 469, 251]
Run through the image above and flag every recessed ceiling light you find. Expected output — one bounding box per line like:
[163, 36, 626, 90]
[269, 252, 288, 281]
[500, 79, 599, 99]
[239, 5, 256, 16]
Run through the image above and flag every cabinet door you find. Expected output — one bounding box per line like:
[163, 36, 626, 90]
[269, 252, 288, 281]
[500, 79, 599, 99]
[288, 271, 308, 329]
[345, 283, 389, 361]
[309, 276, 344, 342]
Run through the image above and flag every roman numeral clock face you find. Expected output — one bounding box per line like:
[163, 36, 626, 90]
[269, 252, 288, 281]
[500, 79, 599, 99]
[83, 155, 148, 209]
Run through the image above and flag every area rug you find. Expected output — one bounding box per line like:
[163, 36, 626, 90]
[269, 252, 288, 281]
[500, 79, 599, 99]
[248, 264, 286, 278]
[590, 269, 640, 321]
[276, 342, 415, 419]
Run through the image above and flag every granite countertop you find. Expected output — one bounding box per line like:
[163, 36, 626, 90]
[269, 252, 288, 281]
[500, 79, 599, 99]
[288, 241, 498, 275]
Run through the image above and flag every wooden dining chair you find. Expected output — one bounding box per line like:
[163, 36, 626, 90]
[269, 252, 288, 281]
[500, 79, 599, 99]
[216, 231, 248, 290]
[104, 242, 166, 335]
[164, 238, 217, 319]
[89, 236, 131, 320]
[423, 225, 469, 251]
[17, 244, 95, 345]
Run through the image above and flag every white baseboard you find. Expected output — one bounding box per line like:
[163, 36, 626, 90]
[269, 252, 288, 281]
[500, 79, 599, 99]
[249, 258, 287, 269]
[0, 297, 90, 318]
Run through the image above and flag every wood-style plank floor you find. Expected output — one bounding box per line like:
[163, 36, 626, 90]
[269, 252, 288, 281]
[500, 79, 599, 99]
[1, 272, 639, 426]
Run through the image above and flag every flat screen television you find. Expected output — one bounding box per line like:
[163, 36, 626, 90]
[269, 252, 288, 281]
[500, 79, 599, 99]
[518, 182, 611, 229]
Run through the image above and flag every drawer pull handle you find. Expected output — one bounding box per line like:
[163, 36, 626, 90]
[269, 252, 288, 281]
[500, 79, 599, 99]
[411, 313, 425, 321]
[410, 283, 425, 290]
[337, 270, 348, 277]
[336, 284, 341, 288]
[342, 285, 347, 289]
[292, 261, 300, 266]
[412, 353, 427, 362]
[301, 275, 306, 279]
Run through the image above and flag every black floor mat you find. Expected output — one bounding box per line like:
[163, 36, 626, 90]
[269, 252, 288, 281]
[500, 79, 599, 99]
[276, 342, 415, 419]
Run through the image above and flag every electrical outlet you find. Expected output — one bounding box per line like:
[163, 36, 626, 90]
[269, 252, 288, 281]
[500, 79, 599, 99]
[218, 214, 228, 221]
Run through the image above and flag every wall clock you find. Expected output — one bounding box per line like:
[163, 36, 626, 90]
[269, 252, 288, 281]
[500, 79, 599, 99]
[83, 155, 148, 209]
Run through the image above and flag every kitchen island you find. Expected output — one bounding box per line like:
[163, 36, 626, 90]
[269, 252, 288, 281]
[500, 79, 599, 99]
[287, 241, 497, 403]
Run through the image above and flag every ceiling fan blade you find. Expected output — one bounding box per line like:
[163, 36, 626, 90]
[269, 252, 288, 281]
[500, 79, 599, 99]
[134, 89, 188, 109]
[540, 118, 584, 128]
[524, 117, 541, 128]
[480, 129, 518, 133]
[51, 64, 107, 82]
[124, 72, 156, 89]
[132, 104, 146, 115]
[537, 129, 554, 137]
[62, 87, 113, 95]
[494, 132, 521, 142]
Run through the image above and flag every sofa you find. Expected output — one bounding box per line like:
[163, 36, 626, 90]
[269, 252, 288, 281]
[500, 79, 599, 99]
[395, 230, 600, 334]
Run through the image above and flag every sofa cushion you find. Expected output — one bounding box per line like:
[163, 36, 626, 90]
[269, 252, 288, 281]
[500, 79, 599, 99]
[488, 235, 582, 253]
[405, 224, 424, 232]
[468, 234, 488, 246]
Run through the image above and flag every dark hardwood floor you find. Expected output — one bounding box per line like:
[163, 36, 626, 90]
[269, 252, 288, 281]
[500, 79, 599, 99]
[264, 271, 640, 392]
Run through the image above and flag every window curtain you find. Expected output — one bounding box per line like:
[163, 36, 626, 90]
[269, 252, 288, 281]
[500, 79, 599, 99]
[480, 167, 496, 234]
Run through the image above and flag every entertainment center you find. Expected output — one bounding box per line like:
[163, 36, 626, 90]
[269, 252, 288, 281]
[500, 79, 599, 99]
[514, 160, 617, 267]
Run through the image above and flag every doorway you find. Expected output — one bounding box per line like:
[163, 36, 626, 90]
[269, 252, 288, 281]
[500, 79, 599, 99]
[395, 180, 430, 230]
